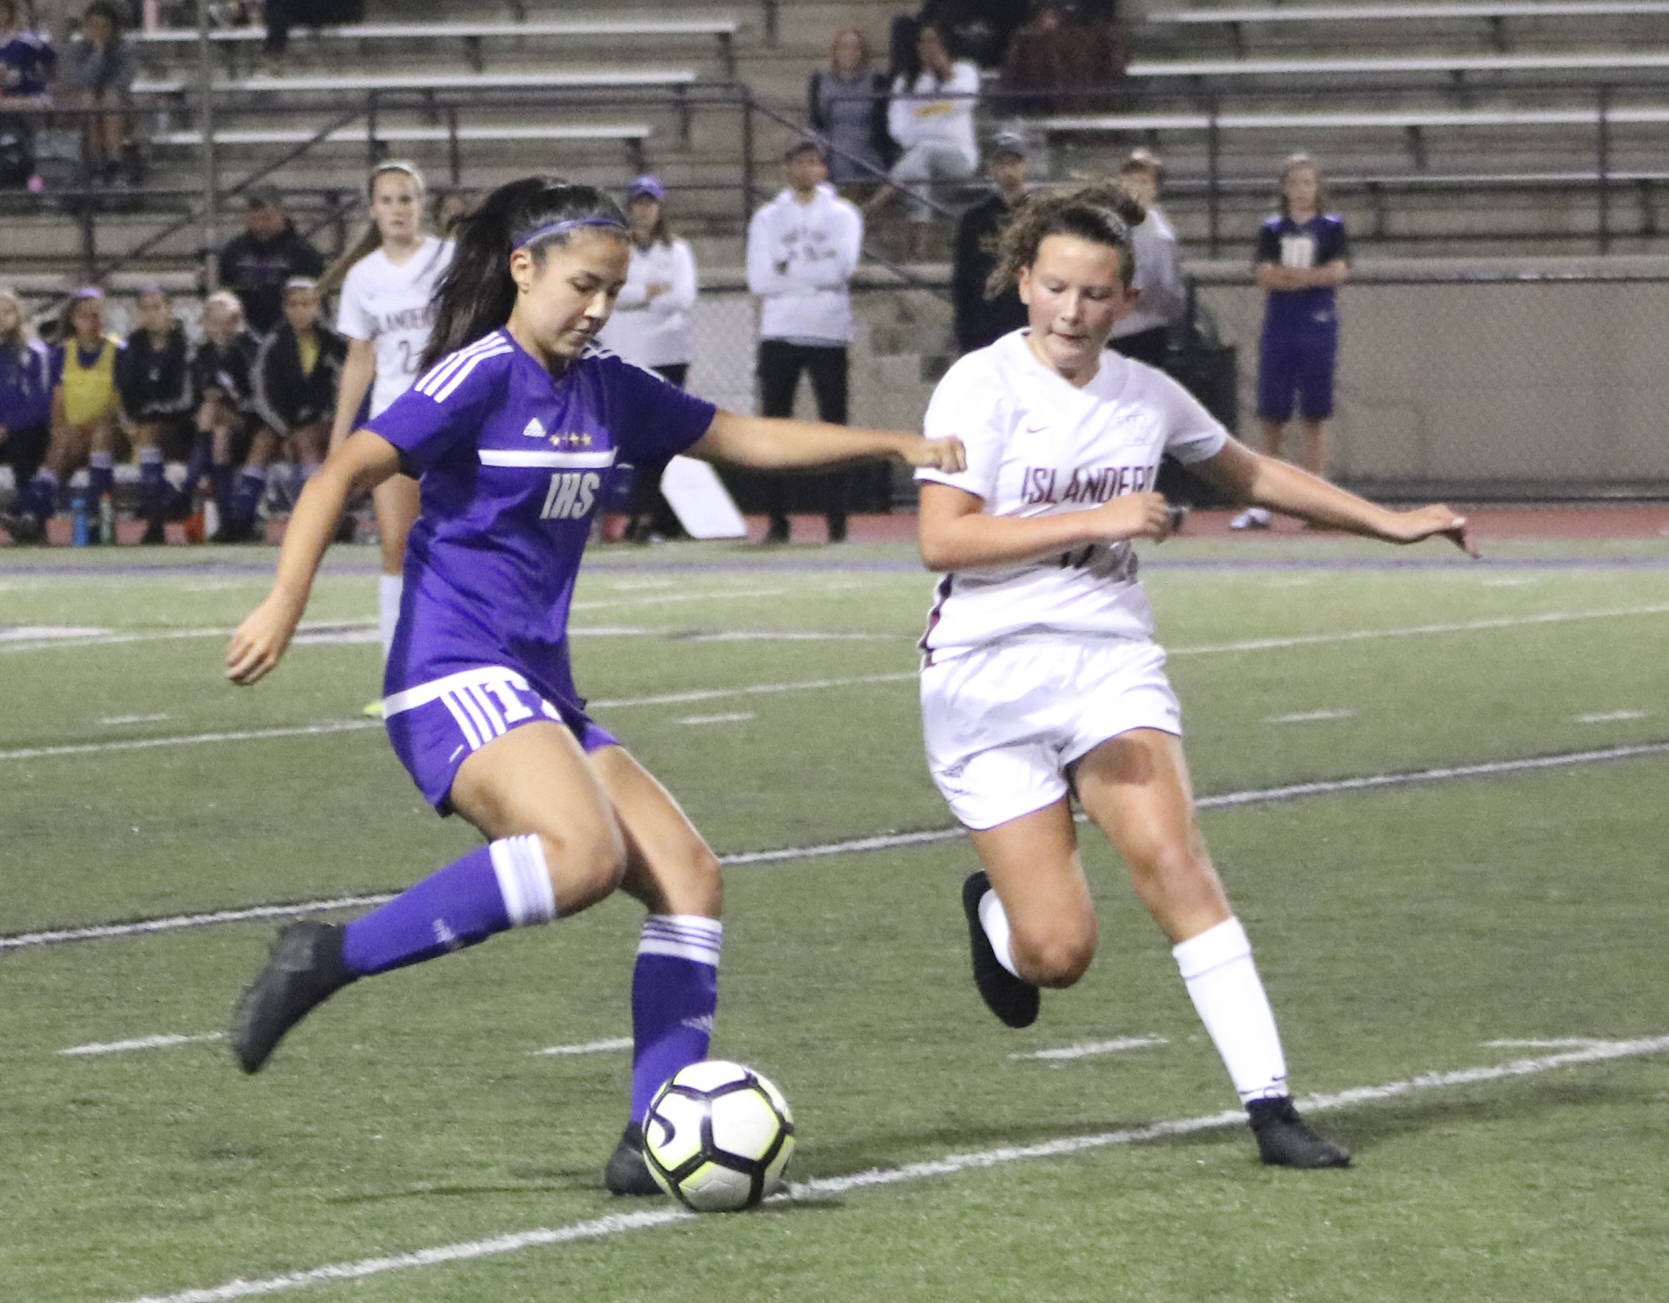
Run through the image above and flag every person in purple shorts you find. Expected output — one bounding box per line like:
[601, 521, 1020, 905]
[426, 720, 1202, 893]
[1233, 153, 1350, 530]
[222, 177, 966, 1195]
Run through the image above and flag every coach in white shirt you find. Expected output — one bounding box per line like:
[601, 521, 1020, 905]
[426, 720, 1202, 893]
[746, 139, 864, 543]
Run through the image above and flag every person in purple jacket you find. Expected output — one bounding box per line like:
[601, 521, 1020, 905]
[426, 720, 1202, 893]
[1233, 154, 1350, 530]
[223, 177, 965, 1195]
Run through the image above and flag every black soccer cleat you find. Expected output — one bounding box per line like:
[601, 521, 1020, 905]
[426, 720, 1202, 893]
[230, 921, 355, 1074]
[961, 871, 1039, 1029]
[604, 1121, 664, 1196]
[1247, 1096, 1352, 1169]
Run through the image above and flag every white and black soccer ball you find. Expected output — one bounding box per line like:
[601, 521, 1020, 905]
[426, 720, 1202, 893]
[642, 1059, 795, 1212]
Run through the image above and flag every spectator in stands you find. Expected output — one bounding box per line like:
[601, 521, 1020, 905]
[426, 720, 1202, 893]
[115, 286, 194, 542]
[0, 0, 55, 191]
[747, 140, 863, 543]
[233, 276, 343, 541]
[1233, 153, 1350, 530]
[62, 0, 132, 188]
[0, 287, 55, 542]
[217, 185, 326, 341]
[4, 286, 122, 542]
[866, 20, 980, 257]
[951, 129, 1031, 356]
[189, 289, 260, 543]
[596, 174, 697, 543]
[1108, 148, 1186, 368]
[261, 0, 365, 76]
[807, 27, 892, 191]
[1001, 0, 1128, 115]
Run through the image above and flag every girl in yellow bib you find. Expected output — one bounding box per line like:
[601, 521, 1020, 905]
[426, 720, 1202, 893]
[6, 288, 126, 542]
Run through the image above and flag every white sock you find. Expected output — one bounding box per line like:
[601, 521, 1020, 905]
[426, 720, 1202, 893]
[488, 834, 558, 926]
[1172, 917, 1289, 1105]
[378, 573, 403, 657]
[977, 887, 1022, 978]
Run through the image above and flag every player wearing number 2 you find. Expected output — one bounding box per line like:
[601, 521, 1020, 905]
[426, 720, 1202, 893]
[916, 183, 1472, 1168]
[224, 178, 965, 1194]
[324, 161, 455, 704]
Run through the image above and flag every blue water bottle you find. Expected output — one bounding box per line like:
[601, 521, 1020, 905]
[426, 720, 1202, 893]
[71, 491, 89, 546]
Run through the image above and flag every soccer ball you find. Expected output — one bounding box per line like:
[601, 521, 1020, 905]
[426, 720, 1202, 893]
[642, 1059, 795, 1212]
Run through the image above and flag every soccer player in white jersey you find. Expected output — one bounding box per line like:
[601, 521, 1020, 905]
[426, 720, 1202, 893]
[916, 183, 1474, 1168]
[223, 177, 964, 1195]
[324, 161, 455, 710]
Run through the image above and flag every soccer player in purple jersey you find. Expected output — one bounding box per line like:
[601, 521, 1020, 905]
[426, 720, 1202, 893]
[222, 177, 965, 1195]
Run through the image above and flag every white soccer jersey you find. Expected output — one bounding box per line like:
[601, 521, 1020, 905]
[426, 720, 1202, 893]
[336, 235, 454, 417]
[916, 330, 1229, 660]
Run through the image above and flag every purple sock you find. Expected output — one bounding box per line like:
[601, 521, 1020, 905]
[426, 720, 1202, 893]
[629, 915, 722, 1123]
[209, 464, 235, 519]
[22, 470, 57, 521]
[184, 433, 213, 495]
[342, 835, 556, 977]
[229, 467, 265, 525]
[138, 450, 166, 518]
[87, 454, 114, 502]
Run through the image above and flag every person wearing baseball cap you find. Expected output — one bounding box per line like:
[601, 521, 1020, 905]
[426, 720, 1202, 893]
[596, 174, 698, 541]
[216, 184, 325, 341]
[951, 130, 1032, 356]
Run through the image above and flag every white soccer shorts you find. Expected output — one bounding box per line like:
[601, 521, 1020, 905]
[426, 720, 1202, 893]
[920, 637, 1182, 831]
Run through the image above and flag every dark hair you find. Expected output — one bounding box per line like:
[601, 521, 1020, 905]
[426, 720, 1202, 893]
[421, 177, 626, 371]
[986, 182, 1146, 299]
[81, 0, 123, 33]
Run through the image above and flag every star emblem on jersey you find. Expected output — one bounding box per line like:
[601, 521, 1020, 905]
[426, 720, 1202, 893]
[548, 431, 594, 449]
[521, 417, 547, 440]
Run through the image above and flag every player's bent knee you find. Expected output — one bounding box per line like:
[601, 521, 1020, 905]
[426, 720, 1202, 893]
[1011, 923, 1096, 988]
[535, 821, 629, 911]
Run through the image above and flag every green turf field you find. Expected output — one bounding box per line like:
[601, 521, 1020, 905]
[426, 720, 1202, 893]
[2, 537, 1666, 1303]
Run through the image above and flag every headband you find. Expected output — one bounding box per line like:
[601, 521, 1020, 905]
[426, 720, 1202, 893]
[511, 215, 627, 251]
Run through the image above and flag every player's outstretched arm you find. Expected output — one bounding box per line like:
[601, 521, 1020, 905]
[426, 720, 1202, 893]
[918, 483, 1180, 572]
[225, 429, 402, 685]
[687, 409, 965, 474]
[1194, 439, 1476, 556]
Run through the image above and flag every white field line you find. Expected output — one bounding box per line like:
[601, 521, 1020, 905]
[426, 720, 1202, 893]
[60, 1032, 224, 1057]
[1483, 1037, 1612, 1048]
[7, 738, 1669, 954]
[1573, 710, 1646, 724]
[1011, 1036, 1168, 1061]
[676, 712, 756, 726]
[98, 713, 171, 726]
[1265, 709, 1356, 724]
[528, 1037, 634, 1057]
[0, 720, 379, 763]
[569, 587, 784, 611]
[105, 1035, 1669, 1303]
[0, 624, 106, 641]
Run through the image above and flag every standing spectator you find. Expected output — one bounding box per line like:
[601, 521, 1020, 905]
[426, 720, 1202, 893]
[5, 287, 122, 542]
[1108, 147, 1187, 368]
[217, 185, 326, 341]
[951, 129, 1030, 356]
[1233, 153, 1350, 530]
[746, 140, 863, 544]
[233, 277, 343, 541]
[188, 289, 259, 542]
[0, 287, 54, 541]
[866, 21, 980, 255]
[114, 285, 194, 542]
[596, 174, 697, 543]
[62, 0, 132, 188]
[807, 27, 891, 190]
[261, 0, 366, 76]
[0, 0, 55, 191]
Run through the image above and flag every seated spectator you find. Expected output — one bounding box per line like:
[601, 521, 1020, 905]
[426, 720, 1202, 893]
[232, 277, 342, 542]
[865, 21, 980, 251]
[261, 0, 366, 75]
[807, 27, 891, 190]
[4, 286, 123, 543]
[217, 185, 326, 341]
[189, 290, 259, 542]
[115, 286, 194, 542]
[62, 0, 132, 188]
[1002, 1, 1128, 114]
[0, 287, 54, 541]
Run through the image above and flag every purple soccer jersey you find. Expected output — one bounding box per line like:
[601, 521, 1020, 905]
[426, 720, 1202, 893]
[368, 328, 715, 718]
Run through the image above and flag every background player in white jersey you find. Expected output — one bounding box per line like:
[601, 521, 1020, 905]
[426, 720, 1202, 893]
[916, 183, 1473, 1169]
[324, 161, 454, 706]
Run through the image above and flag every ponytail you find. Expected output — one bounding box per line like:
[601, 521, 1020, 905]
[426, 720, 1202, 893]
[986, 182, 1146, 300]
[420, 176, 626, 371]
[318, 160, 429, 297]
